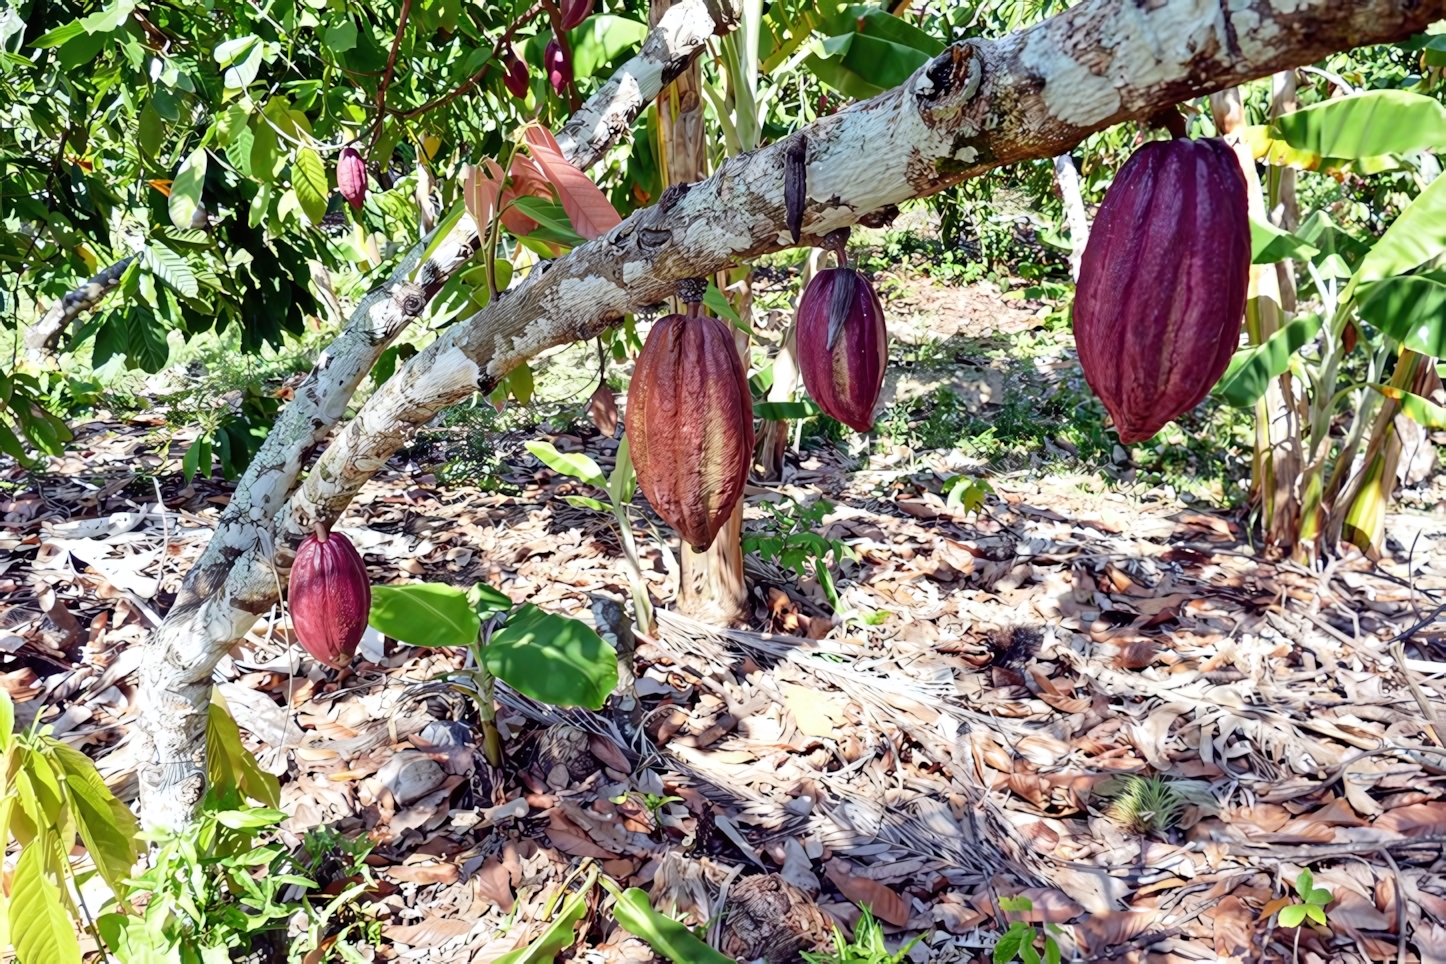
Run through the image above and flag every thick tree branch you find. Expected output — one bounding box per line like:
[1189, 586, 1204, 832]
[136, 0, 1446, 827]
[22, 255, 135, 361]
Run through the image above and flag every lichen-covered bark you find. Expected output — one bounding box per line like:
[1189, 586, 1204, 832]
[138, 0, 1446, 827]
[23, 255, 136, 361]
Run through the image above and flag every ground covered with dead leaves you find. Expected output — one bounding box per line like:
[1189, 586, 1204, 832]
[11, 278, 1446, 963]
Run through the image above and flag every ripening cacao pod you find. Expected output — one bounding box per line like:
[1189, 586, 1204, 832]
[1072, 137, 1250, 444]
[796, 266, 888, 432]
[289, 526, 371, 668]
[503, 49, 529, 99]
[337, 148, 367, 211]
[560, 0, 594, 31]
[545, 40, 571, 94]
[626, 306, 753, 552]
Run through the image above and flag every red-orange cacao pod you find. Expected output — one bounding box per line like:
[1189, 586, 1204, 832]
[337, 148, 367, 211]
[626, 309, 753, 552]
[289, 527, 371, 668]
[1072, 137, 1250, 444]
[796, 267, 888, 432]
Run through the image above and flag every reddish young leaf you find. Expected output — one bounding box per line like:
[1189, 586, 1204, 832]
[462, 159, 505, 238]
[500, 154, 552, 236]
[523, 125, 622, 241]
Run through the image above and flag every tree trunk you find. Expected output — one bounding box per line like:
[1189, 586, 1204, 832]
[1052, 154, 1089, 281]
[134, 0, 1446, 828]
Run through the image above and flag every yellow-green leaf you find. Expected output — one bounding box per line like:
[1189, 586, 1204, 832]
[168, 147, 207, 230]
[10, 838, 81, 964]
[293, 147, 330, 225]
[49, 741, 138, 900]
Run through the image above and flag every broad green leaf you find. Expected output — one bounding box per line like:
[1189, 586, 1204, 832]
[10, 838, 81, 964]
[1250, 217, 1319, 265]
[608, 433, 635, 506]
[182, 435, 210, 483]
[323, 18, 358, 53]
[567, 15, 646, 80]
[1274, 90, 1446, 159]
[1344, 171, 1446, 303]
[0, 689, 12, 752]
[468, 582, 514, 618]
[1305, 903, 1327, 924]
[608, 886, 735, 964]
[138, 101, 164, 157]
[214, 808, 287, 829]
[564, 495, 608, 511]
[492, 884, 590, 964]
[1373, 384, 1446, 429]
[1358, 273, 1446, 356]
[754, 400, 818, 420]
[510, 196, 588, 247]
[1214, 314, 1323, 408]
[250, 119, 280, 181]
[1278, 903, 1307, 927]
[704, 280, 743, 326]
[31, 20, 86, 48]
[168, 147, 207, 230]
[125, 305, 170, 373]
[508, 363, 535, 406]
[207, 694, 280, 807]
[369, 583, 481, 648]
[483, 604, 618, 710]
[993, 927, 1024, 964]
[142, 243, 199, 298]
[80, 0, 136, 34]
[411, 201, 467, 280]
[524, 440, 607, 489]
[50, 742, 138, 900]
[293, 147, 329, 225]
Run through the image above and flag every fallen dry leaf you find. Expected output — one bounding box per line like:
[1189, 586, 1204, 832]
[1211, 895, 1255, 963]
[1374, 801, 1446, 837]
[382, 915, 476, 946]
[474, 856, 515, 913]
[824, 859, 911, 926]
[384, 862, 458, 885]
[545, 810, 616, 859]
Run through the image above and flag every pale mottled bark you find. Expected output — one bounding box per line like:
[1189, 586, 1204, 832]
[23, 255, 135, 361]
[139, 0, 1446, 827]
[1052, 155, 1088, 282]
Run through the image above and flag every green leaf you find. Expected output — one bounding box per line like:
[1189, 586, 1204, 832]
[1278, 903, 1308, 928]
[412, 201, 468, 281]
[483, 604, 618, 710]
[123, 305, 171, 373]
[10, 838, 81, 964]
[567, 15, 647, 79]
[182, 435, 210, 483]
[564, 495, 609, 511]
[1250, 217, 1319, 265]
[31, 20, 87, 48]
[293, 147, 329, 225]
[0, 688, 13, 752]
[704, 280, 743, 326]
[142, 242, 199, 298]
[524, 440, 607, 489]
[468, 583, 514, 618]
[168, 147, 207, 230]
[607, 886, 736, 964]
[993, 927, 1024, 964]
[322, 18, 358, 53]
[510, 196, 588, 247]
[754, 400, 819, 420]
[1213, 314, 1323, 408]
[138, 101, 164, 158]
[1358, 273, 1446, 356]
[250, 119, 280, 181]
[1344, 171, 1446, 303]
[50, 741, 138, 899]
[1274, 90, 1446, 159]
[508, 363, 535, 406]
[1305, 902, 1328, 924]
[369, 583, 481, 648]
[492, 884, 590, 964]
[214, 808, 287, 829]
[609, 433, 635, 506]
[207, 693, 280, 807]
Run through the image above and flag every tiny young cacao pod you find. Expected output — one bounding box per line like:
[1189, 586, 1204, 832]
[545, 40, 571, 95]
[796, 266, 888, 432]
[289, 526, 371, 668]
[503, 49, 529, 99]
[560, 0, 594, 31]
[337, 147, 367, 211]
[626, 307, 754, 552]
[1072, 137, 1250, 444]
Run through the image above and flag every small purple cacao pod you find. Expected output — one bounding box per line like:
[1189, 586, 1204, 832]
[796, 267, 888, 432]
[626, 307, 753, 552]
[1072, 137, 1250, 443]
[289, 527, 371, 668]
[560, 0, 594, 31]
[337, 147, 367, 211]
[503, 50, 529, 99]
[545, 40, 571, 95]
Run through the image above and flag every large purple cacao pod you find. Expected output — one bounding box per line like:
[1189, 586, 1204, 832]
[545, 40, 571, 95]
[796, 267, 888, 432]
[337, 147, 367, 211]
[290, 527, 371, 668]
[560, 0, 594, 31]
[1072, 137, 1250, 444]
[626, 310, 754, 552]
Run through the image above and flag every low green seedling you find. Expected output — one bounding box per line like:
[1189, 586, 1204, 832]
[802, 907, 922, 964]
[743, 497, 855, 611]
[993, 896, 1061, 964]
[1279, 869, 1333, 928]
